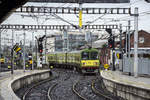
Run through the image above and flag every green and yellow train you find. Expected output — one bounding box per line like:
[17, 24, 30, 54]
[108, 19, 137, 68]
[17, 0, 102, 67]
[47, 48, 100, 73]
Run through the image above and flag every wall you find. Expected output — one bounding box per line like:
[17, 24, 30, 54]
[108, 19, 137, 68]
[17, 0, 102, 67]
[103, 78, 150, 100]
[12, 71, 51, 92]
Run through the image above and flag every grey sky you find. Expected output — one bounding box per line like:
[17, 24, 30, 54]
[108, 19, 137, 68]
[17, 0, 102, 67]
[1, 0, 150, 45]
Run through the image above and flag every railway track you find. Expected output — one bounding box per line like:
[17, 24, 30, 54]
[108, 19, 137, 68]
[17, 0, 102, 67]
[17, 68, 123, 100]
[22, 68, 73, 100]
[22, 75, 59, 100]
[72, 75, 103, 100]
[91, 76, 124, 100]
[72, 74, 122, 100]
[48, 83, 58, 100]
[48, 69, 78, 100]
[73, 79, 88, 100]
[91, 78, 114, 100]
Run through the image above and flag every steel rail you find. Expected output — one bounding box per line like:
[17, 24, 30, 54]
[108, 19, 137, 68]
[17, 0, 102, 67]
[91, 79, 114, 100]
[22, 75, 59, 100]
[72, 80, 88, 100]
[47, 83, 58, 100]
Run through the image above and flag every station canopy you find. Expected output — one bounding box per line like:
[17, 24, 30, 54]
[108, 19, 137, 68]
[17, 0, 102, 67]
[29, 0, 130, 3]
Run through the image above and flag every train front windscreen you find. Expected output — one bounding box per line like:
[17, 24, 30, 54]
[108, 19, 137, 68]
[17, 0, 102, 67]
[81, 52, 89, 60]
[90, 52, 98, 60]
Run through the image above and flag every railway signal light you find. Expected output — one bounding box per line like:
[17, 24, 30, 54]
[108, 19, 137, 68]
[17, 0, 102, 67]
[108, 38, 113, 48]
[106, 28, 115, 49]
[108, 37, 115, 49]
[39, 49, 43, 53]
[37, 35, 46, 53]
[38, 43, 43, 53]
[38, 40, 43, 53]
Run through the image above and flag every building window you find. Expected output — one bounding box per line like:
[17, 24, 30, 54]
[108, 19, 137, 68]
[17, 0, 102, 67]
[139, 37, 144, 43]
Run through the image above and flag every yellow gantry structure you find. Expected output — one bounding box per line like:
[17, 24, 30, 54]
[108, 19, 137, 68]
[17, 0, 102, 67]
[79, 9, 82, 28]
[79, 3, 82, 28]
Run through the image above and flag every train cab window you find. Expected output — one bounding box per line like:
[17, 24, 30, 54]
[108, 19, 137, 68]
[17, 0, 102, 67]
[90, 52, 98, 60]
[81, 52, 89, 60]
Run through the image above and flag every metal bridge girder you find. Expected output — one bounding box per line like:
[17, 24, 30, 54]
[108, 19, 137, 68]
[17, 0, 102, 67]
[0, 24, 118, 30]
[15, 6, 131, 15]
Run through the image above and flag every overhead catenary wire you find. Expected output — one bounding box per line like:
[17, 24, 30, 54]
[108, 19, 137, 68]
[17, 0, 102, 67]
[84, 0, 146, 25]
[15, 1, 149, 26]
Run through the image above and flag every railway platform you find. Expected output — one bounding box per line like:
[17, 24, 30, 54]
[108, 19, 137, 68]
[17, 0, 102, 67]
[0, 69, 51, 100]
[100, 70, 150, 100]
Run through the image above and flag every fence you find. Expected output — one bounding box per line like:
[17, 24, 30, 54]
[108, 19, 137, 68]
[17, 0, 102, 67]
[119, 56, 150, 75]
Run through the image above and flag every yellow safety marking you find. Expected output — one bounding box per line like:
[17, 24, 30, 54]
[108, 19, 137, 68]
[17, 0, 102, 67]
[79, 10, 82, 28]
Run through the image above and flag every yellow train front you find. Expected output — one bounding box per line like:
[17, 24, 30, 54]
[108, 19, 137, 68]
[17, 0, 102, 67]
[80, 48, 100, 73]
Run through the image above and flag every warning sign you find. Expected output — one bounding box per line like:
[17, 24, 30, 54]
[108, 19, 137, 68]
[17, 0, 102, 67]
[104, 64, 109, 69]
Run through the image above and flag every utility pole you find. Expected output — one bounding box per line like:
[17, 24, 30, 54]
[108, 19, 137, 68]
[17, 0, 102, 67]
[23, 31, 26, 72]
[91, 32, 92, 47]
[35, 39, 38, 68]
[119, 24, 122, 53]
[112, 35, 115, 71]
[0, 29, 2, 71]
[128, 20, 131, 75]
[45, 29, 47, 64]
[119, 24, 123, 71]
[32, 31, 34, 70]
[11, 30, 14, 74]
[125, 26, 128, 54]
[134, 8, 139, 77]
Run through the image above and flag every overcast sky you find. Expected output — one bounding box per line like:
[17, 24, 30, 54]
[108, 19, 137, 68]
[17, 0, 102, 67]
[1, 0, 150, 45]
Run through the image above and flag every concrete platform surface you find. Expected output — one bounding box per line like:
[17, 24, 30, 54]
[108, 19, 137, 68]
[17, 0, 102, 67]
[0, 70, 50, 100]
[101, 70, 150, 90]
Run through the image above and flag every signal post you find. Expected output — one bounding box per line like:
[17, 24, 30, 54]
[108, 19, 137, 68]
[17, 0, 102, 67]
[106, 28, 115, 71]
[37, 35, 45, 68]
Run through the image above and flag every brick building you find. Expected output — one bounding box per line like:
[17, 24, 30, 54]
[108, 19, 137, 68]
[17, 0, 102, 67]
[131, 30, 150, 48]
[120, 30, 150, 48]
[99, 30, 150, 67]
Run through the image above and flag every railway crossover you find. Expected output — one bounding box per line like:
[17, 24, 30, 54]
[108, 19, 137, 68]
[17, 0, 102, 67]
[16, 68, 124, 100]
